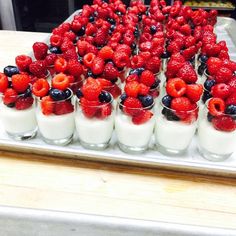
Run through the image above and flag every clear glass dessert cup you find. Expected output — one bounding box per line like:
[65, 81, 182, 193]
[0, 91, 37, 140]
[36, 90, 75, 146]
[198, 101, 236, 162]
[75, 94, 114, 150]
[155, 102, 199, 156]
[115, 100, 155, 154]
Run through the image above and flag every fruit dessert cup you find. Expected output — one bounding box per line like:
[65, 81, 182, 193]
[198, 98, 236, 161]
[75, 78, 114, 150]
[0, 73, 37, 140]
[115, 96, 155, 154]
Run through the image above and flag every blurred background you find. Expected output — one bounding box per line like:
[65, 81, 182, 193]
[0, 0, 235, 32]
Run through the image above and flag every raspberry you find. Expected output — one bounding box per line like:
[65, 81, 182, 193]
[86, 44, 98, 55]
[177, 62, 197, 84]
[41, 96, 54, 115]
[131, 55, 145, 69]
[132, 110, 153, 125]
[215, 67, 233, 83]
[140, 70, 155, 87]
[33, 42, 48, 60]
[15, 55, 32, 72]
[0, 73, 9, 93]
[205, 43, 221, 57]
[98, 46, 114, 60]
[32, 78, 50, 97]
[54, 101, 74, 115]
[179, 24, 191, 35]
[29, 60, 47, 78]
[54, 57, 68, 73]
[82, 78, 102, 101]
[95, 27, 108, 46]
[64, 31, 76, 41]
[123, 97, 142, 116]
[139, 83, 150, 96]
[15, 96, 34, 110]
[126, 74, 139, 83]
[113, 51, 130, 68]
[11, 74, 30, 93]
[206, 57, 223, 75]
[227, 76, 236, 93]
[124, 81, 140, 98]
[83, 53, 96, 68]
[97, 103, 112, 119]
[3, 88, 18, 106]
[226, 92, 236, 106]
[171, 97, 192, 112]
[45, 54, 57, 67]
[92, 57, 105, 75]
[103, 63, 119, 81]
[52, 73, 70, 91]
[212, 115, 236, 132]
[77, 40, 88, 56]
[208, 98, 225, 116]
[80, 97, 100, 118]
[96, 78, 113, 88]
[116, 44, 132, 57]
[67, 60, 83, 77]
[63, 49, 78, 61]
[60, 40, 74, 52]
[145, 56, 161, 74]
[166, 78, 187, 98]
[182, 46, 197, 61]
[211, 83, 231, 100]
[186, 84, 203, 102]
[50, 34, 62, 47]
[166, 59, 184, 79]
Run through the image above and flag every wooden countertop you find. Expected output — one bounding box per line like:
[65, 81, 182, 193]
[0, 30, 236, 230]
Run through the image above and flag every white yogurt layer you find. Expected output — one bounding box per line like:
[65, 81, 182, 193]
[0, 103, 37, 134]
[37, 111, 75, 140]
[155, 116, 197, 151]
[75, 111, 114, 144]
[115, 113, 155, 148]
[198, 118, 236, 155]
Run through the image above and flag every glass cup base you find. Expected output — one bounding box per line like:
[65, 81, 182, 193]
[6, 128, 37, 141]
[80, 140, 109, 151]
[156, 143, 187, 156]
[198, 146, 232, 162]
[118, 142, 148, 154]
[42, 135, 73, 146]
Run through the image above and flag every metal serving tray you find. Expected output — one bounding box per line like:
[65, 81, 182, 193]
[1, 15, 236, 177]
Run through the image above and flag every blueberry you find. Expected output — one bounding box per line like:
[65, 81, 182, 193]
[6, 103, 15, 108]
[49, 46, 61, 54]
[87, 70, 97, 78]
[64, 89, 72, 99]
[116, 11, 122, 16]
[110, 24, 116, 33]
[108, 18, 116, 25]
[131, 43, 136, 50]
[225, 105, 236, 115]
[162, 108, 180, 121]
[78, 56, 83, 64]
[202, 90, 212, 104]
[151, 79, 160, 89]
[77, 27, 85, 36]
[89, 16, 95, 22]
[189, 21, 195, 30]
[189, 57, 195, 67]
[162, 95, 172, 108]
[76, 89, 83, 99]
[129, 67, 145, 76]
[197, 63, 207, 76]
[120, 93, 127, 102]
[138, 13, 142, 22]
[207, 112, 214, 122]
[3, 66, 19, 77]
[161, 51, 170, 59]
[49, 89, 66, 101]
[150, 25, 157, 34]
[93, 11, 98, 17]
[204, 79, 216, 91]
[145, 10, 150, 16]
[99, 91, 112, 103]
[199, 54, 208, 63]
[111, 78, 118, 84]
[139, 95, 154, 108]
[21, 87, 32, 98]
[134, 30, 139, 38]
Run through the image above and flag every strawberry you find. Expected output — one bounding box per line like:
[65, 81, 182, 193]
[98, 46, 114, 60]
[54, 101, 74, 115]
[186, 84, 203, 102]
[140, 70, 155, 87]
[0, 73, 9, 93]
[32, 78, 50, 97]
[33, 42, 48, 60]
[125, 81, 140, 98]
[41, 96, 54, 115]
[166, 78, 187, 98]
[15, 55, 32, 72]
[67, 60, 83, 77]
[177, 62, 197, 83]
[29, 60, 47, 78]
[113, 51, 130, 68]
[91, 57, 105, 75]
[3, 88, 18, 106]
[145, 56, 161, 74]
[212, 116, 236, 132]
[208, 98, 225, 116]
[11, 74, 30, 93]
[132, 110, 153, 125]
[215, 67, 233, 83]
[123, 97, 142, 116]
[211, 83, 231, 100]
[206, 57, 223, 75]
[82, 78, 102, 101]
[52, 73, 70, 91]
[15, 96, 34, 110]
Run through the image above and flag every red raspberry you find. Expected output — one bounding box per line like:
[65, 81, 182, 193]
[85, 23, 97, 36]
[96, 78, 113, 88]
[171, 97, 192, 112]
[63, 31, 76, 41]
[211, 83, 231, 100]
[15, 55, 32, 72]
[185, 36, 196, 48]
[77, 40, 88, 57]
[15, 96, 34, 110]
[86, 44, 98, 55]
[33, 42, 48, 60]
[186, 84, 203, 102]
[50, 34, 62, 47]
[226, 92, 236, 106]
[60, 40, 74, 52]
[97, 103, 112, 119]
[54, 57, 68, 73]
[182, 46, 197, 61]
[80, 97, 100, 118]
[41, 96, 54, 115]
[45, 54, 57, 66]
[205, 43, 221, 57]
[208, 98, 225, 116]
[11, 74, 30, 93]
[167, 41, 180, 54]
[103, 63, 119, 81]
[223, 60, 236, 72]
[32, 78, 50, 97]
[123, 97, 143, 116]
[92, 57, 105, 75]
[215, 67, 233, 83]
[0, 73, 9, 93]
[29, 60, 47, 78]
[54, 101, 74, 115]
[98, 46, 114, 60]
[132, 110, 153, 125]
[166, 78, 187, 98]
[131, 55, 145, 69]
[139, 83, 150, 96]
[125, 81, 140, 98]
[166, 59, 184, 79]
[116, 44, 132, 57]
[140, 70, 155, 87]
[206, 57, 223, 75]
[179, 24, 191, 35]
[140, 41, 153, 52]
[145, 56, 161, 74]
[177, 62, 197, 83]
[227, 76, 236, 93]
[82, 78, 102, 101]
[212, 116, 236, 132]
[3, 88, 18, 105]
[67, 60, 83, 77]
[113, 51, 130, 68]
[63, 49, 78, 61]
[126, 74, 139, 84]
[94, 27, 108, 46]
[139, 51, 151, 61]
[52, 73, 70, 91]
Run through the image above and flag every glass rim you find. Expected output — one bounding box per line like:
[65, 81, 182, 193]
[118, 99, 155, 111]
[160, 101, 199, 114]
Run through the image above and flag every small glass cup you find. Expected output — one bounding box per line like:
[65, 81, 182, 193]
[155, 102, 199, 155]
[36, 90, 75, 145]
[149, 75, 161, 99]
[115, 99, 155, 154]
[69, 75, 85, 94]
[0, 91, 37, 140]
[198, 100, 236, 161]
[75, 94, 114, 150]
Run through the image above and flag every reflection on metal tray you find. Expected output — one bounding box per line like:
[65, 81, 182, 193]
[1, 15, 236, 177]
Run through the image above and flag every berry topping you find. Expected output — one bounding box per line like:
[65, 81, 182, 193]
[212, 116, 236, 132]
[3, 88, 18, 106]
[208, 98, 226, 116]
[0, 73, 9, 93]
[82, 78, 102, 101]
[3, 66, 19, 77]
[124, 81, 140, 98]
[54, 57, 68, 73]
[80, 98, 100, 118]
[54, 101, 74, 115]
[166, 78, 187, 98]
[52, 73, 70, 91]
[41, 96, 54, 115]
[33, 42, 48, 60]
[32, 78, 50, 97]
[211, 83, 231, 100]
[11, 74, 30, 93]
[171, 97, 192, 112]
[15, 96, 34, 110]
[140, 70, 155, 87]
[162, 95, 172, 108]
[132, 110, 153, 125]
[15, 55, 32, 72]
[186, 84, 203, 103]
[49, 88, 67, 101]
[139, 95, 154, 108]
[98, 91, 112, 103]
[123, 97, 142, 116]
